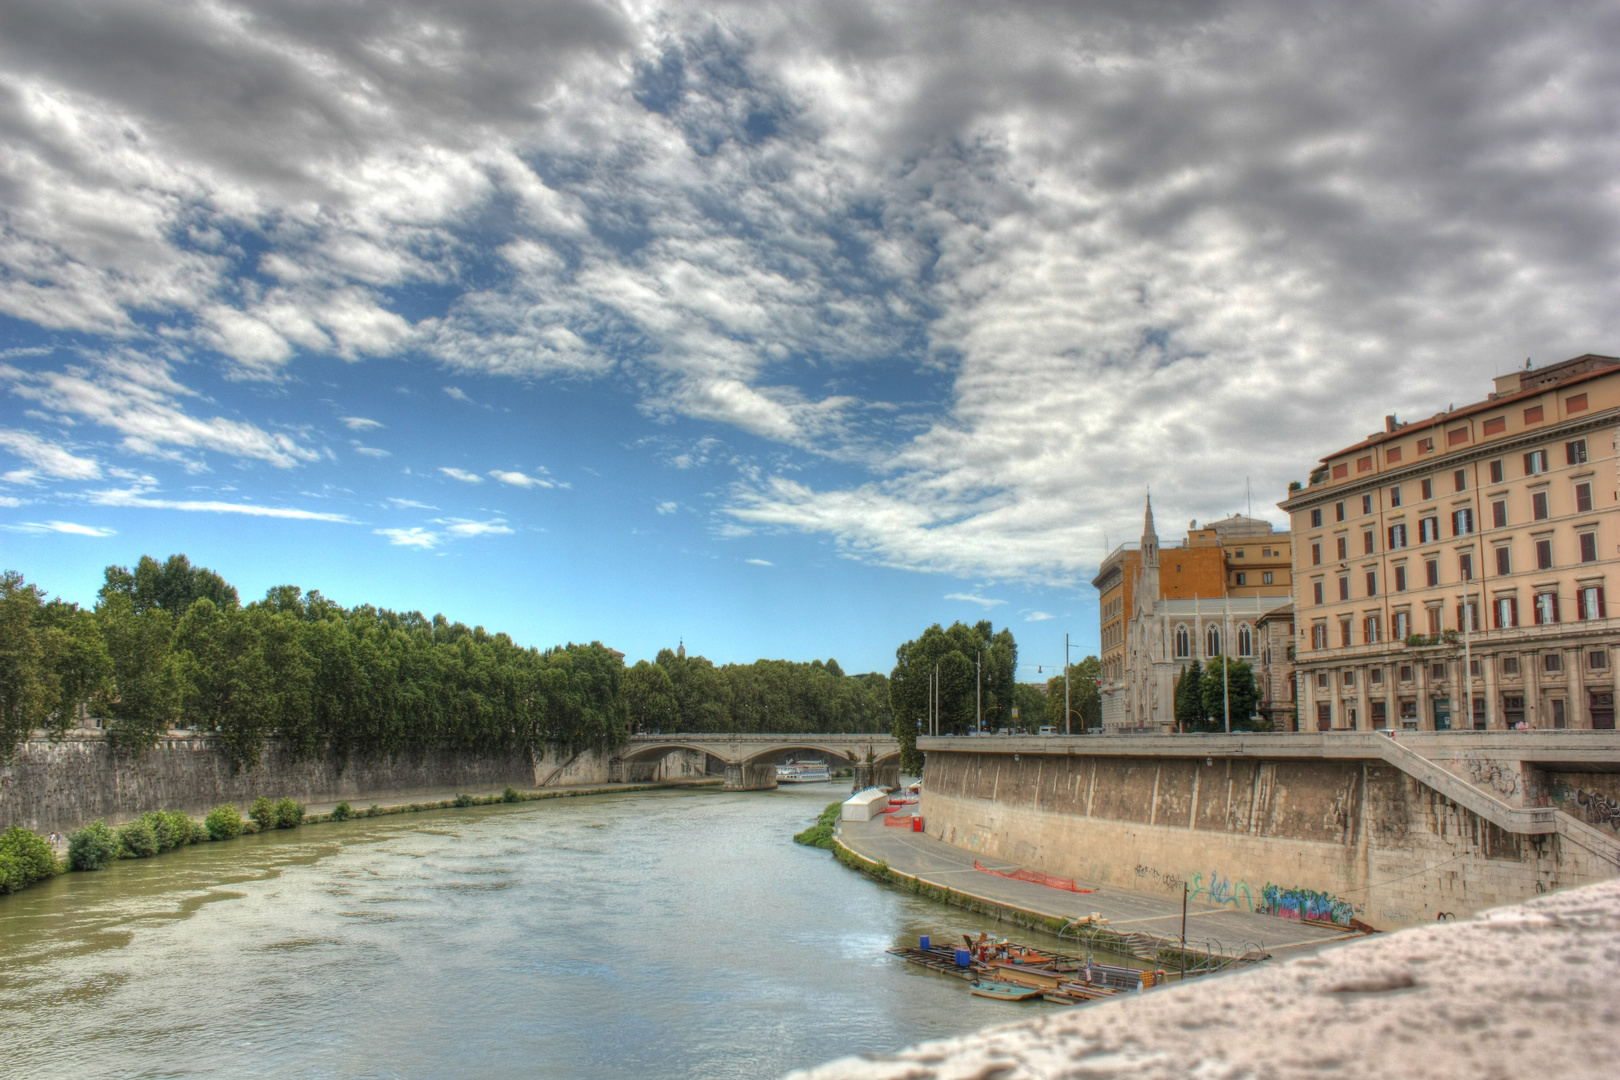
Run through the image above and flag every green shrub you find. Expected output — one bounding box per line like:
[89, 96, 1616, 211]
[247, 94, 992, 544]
[331, 802, 352, 822]
[502, 786, 520, 803]
[242, 819, 260, 835]
[204, 804, 243, 841]
[453, 793, 473, 808]
[274, 797, 304, 829]
[117, 818, 159, 859]
[166, 810, 200, 846]
[142, 811, 186, 852]
[68, 820, 122, 871]
[793, 801, 843, 849]
[0, 827, 62, 893]
[367, 805, 380, 817]
[249, 796, 277, 830]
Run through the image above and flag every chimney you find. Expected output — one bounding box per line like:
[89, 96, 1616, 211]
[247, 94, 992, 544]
[1384, 414, 1399, 433]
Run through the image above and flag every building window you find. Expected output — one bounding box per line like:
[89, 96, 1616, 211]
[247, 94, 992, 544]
[1580, 532, 1598, 563]
[1425, 560, 1439, 587]
[1394, 564, 1407, 591]
[1317, 702, 1332, 730]
[1448, 428, 1469, 447]
[1390, 485, 1402, 507]
[1339, 619, 1352, 647]
[1174, 626, 1191, 658]
[1431, 662, 1447, 681]
[1501, 655, 1520, 675]
[1357, 455, 1372, 473]
[1361, 495, 1372, 514]
[1393, 610, 1410, 639]
[1457, 601, 1479, 632]
[1524, 405, 1544, 424]
[1525, 449, 1548, 475]
[1371, 667, 1384, 685]
[1459, 552, 1473, 581]
[1235, 572, 1247, 585]
[1494, 596, 1518, 629]
[1388, 523, 1408, 548]
[1336, 537, 1348, 560]
[1262, 571, 1273, 585]
[1421, 478, 1433, 500]
[1311, 508, 1322, 528]
[1388, 447, 1403, 464]
[1495, 546, 1511, 575]
[1535, 591, 1559, 625]
[1567, 439, 1588, 465]
[1366, 570, 1377, 596]
[1238, 624, 1253, 656]
[1492, 500, 1507, 528]
[1553, 700, 1567, 728]
[1590, 650, 1609, 671]
[1338, 577, 1350, 601]
[1342, 669, 1356, 687]
[1489, 459, 1504, 483]
[1365, 615, 1382, 644]
[1536, 538, 1553, 570]
[1312, 542, 1322, 565]
[1576, 482, 1593, 513]
[1312, 623, 1328, 649]
[1313, 581, 1325, 605]
[1399, 664, 1414, 682]
[1532, 491, 1549, 520]
[1332, 463, 1348, 479]
[1454, 469, 1466, 492]
[1336, 501, 1345, 522]
[1426, 607, 1441, 634]
[1363, 530, 1375, 555]
[1452, 508, 1474, 536]
[1206, 625, 1222, 656]
[1545, 652, 1563, 673]
[1420, 516, 1440, 543]
[1484, 418, 1506, 437]
[1578, 585, 1606, 620]
[1418, 437, 1434, 454]
[1567, 393, 1588, 414]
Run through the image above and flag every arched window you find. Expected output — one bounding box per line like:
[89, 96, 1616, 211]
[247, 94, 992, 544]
[1174, 625, 1191, 658]
[1206, 625, 1222, 657]
[1237, 624, 1253, 657]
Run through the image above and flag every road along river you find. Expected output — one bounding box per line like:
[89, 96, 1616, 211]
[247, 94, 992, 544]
[0, 783, 1133, 1079]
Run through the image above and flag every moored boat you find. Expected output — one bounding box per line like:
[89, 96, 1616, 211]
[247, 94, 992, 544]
[969, 979, 1044, 1001]
[775, 759, 832, 783]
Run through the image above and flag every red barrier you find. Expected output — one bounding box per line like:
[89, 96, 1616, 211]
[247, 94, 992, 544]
[884, 813, 914, 827]
[973, 859, 1094, 893]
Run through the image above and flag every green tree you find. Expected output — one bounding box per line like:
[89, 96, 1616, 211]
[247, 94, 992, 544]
[175, 599, 276, 767]
[888, 621, 1018, 772]
[67, 820, 121, 870]
[1174, 661, 1204, 731]
[1013, 682, 1048, 731]
[204, 804, 243, 840]
[622, 660, 677, 733]
[96, 591, 182, 751]
[100, 554, 238, 620]
[0, 572, 55, 760]
[1044, 656, 1103, 732]
[0, 827, 60, 893]
[1198, 656, 1260, 731]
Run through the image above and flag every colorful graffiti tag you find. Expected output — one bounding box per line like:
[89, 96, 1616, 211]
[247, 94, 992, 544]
[1257, 883, 1356, 926]
[1574, 788, 1620, 831]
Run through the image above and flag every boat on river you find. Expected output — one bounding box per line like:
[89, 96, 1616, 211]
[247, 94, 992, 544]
[969, 979, 1043, 1001]
[776, 759, 832, 783]
[887, 932, 1167, 1004]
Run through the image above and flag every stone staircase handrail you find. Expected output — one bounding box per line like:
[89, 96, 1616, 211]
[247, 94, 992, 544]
[1373, 735, 1557, 835]
[1552, 809, 1620, 870]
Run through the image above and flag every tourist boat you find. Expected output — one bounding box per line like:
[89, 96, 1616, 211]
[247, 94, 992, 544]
[775, 759, 832, 783]
[969, 979, 1044, 1001]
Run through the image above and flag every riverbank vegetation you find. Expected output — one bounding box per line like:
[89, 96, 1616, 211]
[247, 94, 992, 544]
[622, 649, 891, 734]
[793, 801, 842, 848]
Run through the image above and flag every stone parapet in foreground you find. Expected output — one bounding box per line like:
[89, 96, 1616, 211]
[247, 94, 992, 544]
[787, 879, 1620, 1080]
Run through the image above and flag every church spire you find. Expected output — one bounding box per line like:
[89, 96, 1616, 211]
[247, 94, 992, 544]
[1140, 495, 1159, 566]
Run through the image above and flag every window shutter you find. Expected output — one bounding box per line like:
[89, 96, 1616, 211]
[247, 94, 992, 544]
[1600, 587, 1608, 619]
[1552, 594, 1560, 623]
[1579, 589, 1589, 620]
[1524, 452, 1533, 474]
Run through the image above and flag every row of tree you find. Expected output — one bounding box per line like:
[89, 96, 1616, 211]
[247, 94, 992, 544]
[1172, 657, 1265, 731]
[621, 649, 892, 734]
[1, 556, 625, 767]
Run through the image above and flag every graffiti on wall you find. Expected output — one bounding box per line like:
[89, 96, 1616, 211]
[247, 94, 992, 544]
[1257, 883, 1357, 926]
[1574, 788, 1620, 831]
[1135, 864, 1183, 892]
[1188, 870, 1254, 911]
[1457, 757, 1520, 799]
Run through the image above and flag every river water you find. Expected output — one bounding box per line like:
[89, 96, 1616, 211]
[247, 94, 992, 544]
[0, 784, 1097, 1079]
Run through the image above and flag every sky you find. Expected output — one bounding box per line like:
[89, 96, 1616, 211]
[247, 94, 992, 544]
[1, 0, 1617, 678]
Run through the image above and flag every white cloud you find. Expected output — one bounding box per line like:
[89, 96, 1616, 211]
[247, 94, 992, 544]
[2, 520, 116, 536]
[439, 518, 514, 538]
[443, 387, 472, 403]
[0, 496, 21, 507]
[352, 443, 391, 458]
[375, 527, 439, 548]
[438, 467, 482, 484]
[341, 417, 383, 431]
[745, 557, 773, 566]
[489, 469, 553, 489]
[945, 593, 1006, 609]
[86, 482, 352, 522]
[387, 497, 437, 510]
[1023, 611, 1055, 622]
[656, 501, 678, 515]
[0, 429, 103, 481]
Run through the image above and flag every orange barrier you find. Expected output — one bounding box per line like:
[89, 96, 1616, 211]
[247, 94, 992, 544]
[973, 859, 1094, 893]
[884, 813, 914, 827]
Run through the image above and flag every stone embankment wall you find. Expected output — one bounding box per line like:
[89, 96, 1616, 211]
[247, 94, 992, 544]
[0, 733, 622, 835]
[920, 749, 1615, 929]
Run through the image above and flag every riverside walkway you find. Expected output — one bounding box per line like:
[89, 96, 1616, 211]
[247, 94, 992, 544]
[837, 814, 1355, 959]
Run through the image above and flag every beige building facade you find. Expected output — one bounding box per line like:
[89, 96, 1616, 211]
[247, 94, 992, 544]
[1280, 354, 1620, 732]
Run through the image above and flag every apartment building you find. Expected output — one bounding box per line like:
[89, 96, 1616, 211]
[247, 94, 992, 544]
[1279, 354, 1620, 731]
[1095, 501, 1291, 730]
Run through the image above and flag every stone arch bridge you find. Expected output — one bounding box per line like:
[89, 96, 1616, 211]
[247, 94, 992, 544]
[614, 733, 901, 790]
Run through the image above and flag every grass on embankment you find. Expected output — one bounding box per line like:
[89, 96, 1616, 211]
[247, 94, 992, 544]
[3, 778, 724, 898]
[793, 801, 842, 848]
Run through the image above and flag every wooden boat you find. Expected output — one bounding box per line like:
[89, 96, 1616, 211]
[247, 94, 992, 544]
[969, 979, 1044, 1001]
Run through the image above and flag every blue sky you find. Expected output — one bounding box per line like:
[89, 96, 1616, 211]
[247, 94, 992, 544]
[1, 1, 1617, 676]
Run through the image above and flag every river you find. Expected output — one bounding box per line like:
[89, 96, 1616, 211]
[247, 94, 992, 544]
[0, 784, 1101, 1079]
